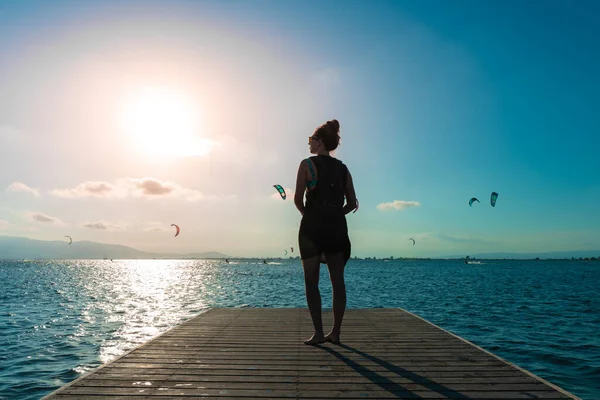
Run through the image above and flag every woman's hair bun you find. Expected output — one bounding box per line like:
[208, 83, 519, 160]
[314, 119, 341, 151]
[326, 119, 340, 134]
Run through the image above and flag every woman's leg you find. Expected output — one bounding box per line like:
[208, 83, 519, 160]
[324, 252, 346, 344]
[302, 255, 325, 344]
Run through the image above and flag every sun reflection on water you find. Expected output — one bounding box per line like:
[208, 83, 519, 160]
[68, 260, 212, 364]
[91, 260, 206, 363]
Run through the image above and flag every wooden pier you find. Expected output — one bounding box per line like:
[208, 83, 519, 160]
[43, 308, 580, 399]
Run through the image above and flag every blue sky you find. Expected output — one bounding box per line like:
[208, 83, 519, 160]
[1, 0, 599, 257]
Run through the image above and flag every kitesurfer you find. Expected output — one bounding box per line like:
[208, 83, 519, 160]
[294, 119, 358, 345]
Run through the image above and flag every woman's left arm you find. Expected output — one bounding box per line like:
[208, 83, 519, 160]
[343, 168, 358, 215]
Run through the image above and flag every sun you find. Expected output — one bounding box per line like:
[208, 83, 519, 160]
[121, 87, 213, 158]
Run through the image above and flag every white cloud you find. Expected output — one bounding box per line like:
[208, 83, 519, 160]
[132, 178, 175, 196]
[6, 182, 39, 197]
[27, 212, 64, 225]
[376, 200, 421, 211]
[50, 181, 121, 198]
[82, 221, 124, 230]
[126, 178, 204, 201]
[50, 177, 206, 202]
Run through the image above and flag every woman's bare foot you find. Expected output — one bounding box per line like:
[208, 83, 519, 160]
[303, 333, 326, 345]
[325, 332, 340, 344]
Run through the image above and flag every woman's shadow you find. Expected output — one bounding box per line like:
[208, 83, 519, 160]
[315, 343, 471, 399]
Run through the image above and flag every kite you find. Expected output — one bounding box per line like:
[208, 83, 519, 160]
[290, 247, 294, 253]
[469, 198, 480, 207]
[273, 184, 286, 200]
[171, 224, 180, 237]
[64, 236, 72, 245]
[284, 249, 288, 256]
[490, 192, 499, 207]
[409, 238, 415, 246]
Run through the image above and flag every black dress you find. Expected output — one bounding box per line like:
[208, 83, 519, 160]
[298, 155, 351, 264]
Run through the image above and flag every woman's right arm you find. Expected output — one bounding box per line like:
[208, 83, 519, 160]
[343, 168, 358, 215]
[294, 160, 307, 215]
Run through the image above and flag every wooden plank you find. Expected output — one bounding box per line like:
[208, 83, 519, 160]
[72, 379, 558, 391]
[42, 308, 580, 399]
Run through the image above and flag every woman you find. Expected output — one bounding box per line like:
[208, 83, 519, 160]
[294, 119, 358, 345]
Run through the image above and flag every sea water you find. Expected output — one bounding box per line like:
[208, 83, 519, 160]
[0, 259, 598, 399]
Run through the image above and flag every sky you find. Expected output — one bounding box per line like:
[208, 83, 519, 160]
[1, 0, 599, 258]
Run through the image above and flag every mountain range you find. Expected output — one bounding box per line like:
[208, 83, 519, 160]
[0, 236, 229, 259]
